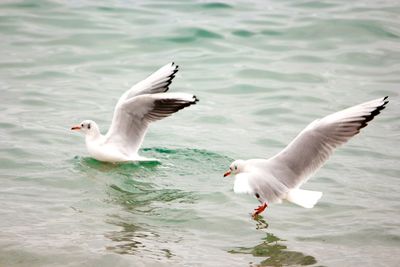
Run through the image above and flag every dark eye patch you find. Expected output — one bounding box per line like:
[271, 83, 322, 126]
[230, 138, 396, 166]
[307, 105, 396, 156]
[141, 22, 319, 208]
[88, 123, 91, 129]
[235, 165, 237, 170]
[81, 124, 83, 127]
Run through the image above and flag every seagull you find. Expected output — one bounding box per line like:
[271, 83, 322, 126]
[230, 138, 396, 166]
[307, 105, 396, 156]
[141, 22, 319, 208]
[223, 97, 388, 218]
[71, 63, 198, 162]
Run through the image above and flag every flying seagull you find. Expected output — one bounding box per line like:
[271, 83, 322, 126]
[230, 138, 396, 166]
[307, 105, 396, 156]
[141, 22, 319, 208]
[223, 97, 388, 218]
[71, 63, 198, 162]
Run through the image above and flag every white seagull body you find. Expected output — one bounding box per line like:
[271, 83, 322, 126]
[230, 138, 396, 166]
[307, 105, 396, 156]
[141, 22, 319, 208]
[72, 63, 198, 162]
[224, 97, 388, 217]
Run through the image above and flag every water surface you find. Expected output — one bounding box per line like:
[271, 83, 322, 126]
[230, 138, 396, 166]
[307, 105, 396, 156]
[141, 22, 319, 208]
[1, 0, 400, 266]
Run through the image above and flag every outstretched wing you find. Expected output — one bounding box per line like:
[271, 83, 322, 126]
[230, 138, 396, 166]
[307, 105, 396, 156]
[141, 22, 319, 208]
[115, 62, 179, 108]
[268, 96, 388, 189]
[105, 93, 198, 156]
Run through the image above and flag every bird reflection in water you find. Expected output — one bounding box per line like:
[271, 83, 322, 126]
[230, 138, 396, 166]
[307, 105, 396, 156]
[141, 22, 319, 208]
[230, 217, 317, 267]
[104, 220, 174, 260]
[103, 181, 190, 260]
[105, 221, 148, 255]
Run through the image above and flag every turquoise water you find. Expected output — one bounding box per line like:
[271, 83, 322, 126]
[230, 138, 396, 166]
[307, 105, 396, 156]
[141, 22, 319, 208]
[1, 0, 400, 266]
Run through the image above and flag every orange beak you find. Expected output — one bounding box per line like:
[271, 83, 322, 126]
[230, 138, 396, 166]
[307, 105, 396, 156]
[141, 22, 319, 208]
[71, 125, 81, 130]
[223, 170, 231, 177]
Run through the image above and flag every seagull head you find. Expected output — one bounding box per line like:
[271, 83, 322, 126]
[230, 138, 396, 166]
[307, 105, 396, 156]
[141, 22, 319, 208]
[71, 120, 99, 136]
[224, 159, 245, 177]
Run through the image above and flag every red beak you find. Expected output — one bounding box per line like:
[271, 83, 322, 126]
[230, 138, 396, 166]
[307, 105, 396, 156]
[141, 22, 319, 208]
[223, 170, 231, 177]
[71, 125, 81, 130]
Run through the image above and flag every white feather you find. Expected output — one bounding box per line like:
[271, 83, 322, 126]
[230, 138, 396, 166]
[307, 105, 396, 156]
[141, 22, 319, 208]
[230, 97, 388, 208]
[286, 189, 322, 208]
[233, 173, 254, 194]
[74, 63, 197, 162]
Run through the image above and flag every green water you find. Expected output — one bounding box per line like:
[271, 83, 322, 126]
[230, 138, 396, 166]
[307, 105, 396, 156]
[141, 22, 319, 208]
[1, 0, 400, 266]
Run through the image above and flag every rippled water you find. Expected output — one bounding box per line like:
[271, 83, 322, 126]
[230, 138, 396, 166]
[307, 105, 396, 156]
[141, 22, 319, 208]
[1, 0, 400, 266]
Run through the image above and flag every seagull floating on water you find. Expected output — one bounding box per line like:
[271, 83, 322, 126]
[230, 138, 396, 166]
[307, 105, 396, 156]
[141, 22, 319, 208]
[71, 63, 198, 162]
[224, 97, 388, 218]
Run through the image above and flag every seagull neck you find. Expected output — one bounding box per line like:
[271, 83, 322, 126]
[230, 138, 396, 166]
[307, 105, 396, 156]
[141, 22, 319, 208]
[85, 129, 101, 141]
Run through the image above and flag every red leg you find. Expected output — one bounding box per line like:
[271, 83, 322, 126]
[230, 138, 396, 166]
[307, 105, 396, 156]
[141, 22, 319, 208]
[252, 202, 268, 218]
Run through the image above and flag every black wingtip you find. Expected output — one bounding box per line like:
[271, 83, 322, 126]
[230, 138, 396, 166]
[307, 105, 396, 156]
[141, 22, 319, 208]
[161, 63, 179, 93]
[171, 63, 179, 75]
[193, 95, 199, 103]
[171, 62, 178, 68]
[380, 96, 389, 111]
[359, 96, 389, 129]
[383, 96, 389, 105]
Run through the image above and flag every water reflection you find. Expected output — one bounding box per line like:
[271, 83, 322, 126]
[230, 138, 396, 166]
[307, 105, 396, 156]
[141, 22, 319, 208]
[104, 217, 177, 261]
[103, 182, 194, 258]
[72, 147, 232, 177]
[72, 148, 230, 260]
[105, 221, 148, 255]
[255, 216, 269, 230]
[230, 217, 317, 267]
[102, 186, 187, 259]
[74, 156, 160, 173]
[107, 183, 195, 212]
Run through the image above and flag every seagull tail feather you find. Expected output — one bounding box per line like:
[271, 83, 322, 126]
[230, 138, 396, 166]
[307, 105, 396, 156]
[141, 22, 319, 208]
[286, 188, 322, 208]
